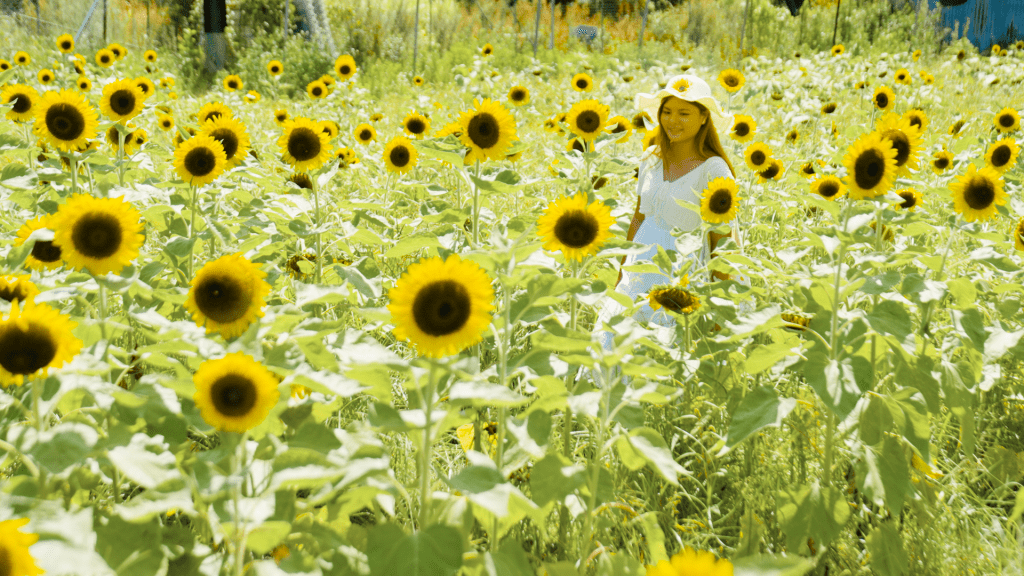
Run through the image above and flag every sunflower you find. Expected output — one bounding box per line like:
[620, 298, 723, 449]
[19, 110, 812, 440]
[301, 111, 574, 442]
[0, 275, 39, 304]
[893, 188, 922, 211]
[700, 177, 741, 224]
[99, 79, 145, 122]
[607, 115, 632, 143]
[630, 111, 650, 132]
[14, 51, 30, 66]
[288, 173, 313, 190]
[0, 518, 44, 575]
[351, 122, 376, 145]
[729, 114, 756, 142]
[566, 138, 587, 154]
[894, 68, 912, 85]
[831, 44, 845, 56]
[0, 299, 82, 387]
[319, 75, 336, 94]
[200, 115, 251, 168]
[842, 131, 899, 201]
[135, 76, 156, 98]
[106, 123, 140, 154]
[52, 34, 75, 55]
[382, 135, 419, 175]
[799, 160, 821, 179]
[570, 72, 593, 92]
[785, 128, 799, 145]
[198, 102, 233, 124]
[73, 76, 91, 92]
[507, 85, 530, 106]
[1, 84, 38, 123]
[648, 284, 700, 315]
[50, 194, 144, 276]
[642, 130, 657, 151]
[15, 216, 62, 270]
[278, 117, 333, 172]
[743, 142, 773, 171]
[457, 98, 517, 163]
[1011, 218, 1024, 251]
[306, 80, 327, 99]
[481, 43, 494, 57]
[157, 113, 174, 132]
[33, 89, 99, 152]
[455, 422, 499, 455]
[402, 111, 431, 140]
[718, 69, 744, 92]
[319, 120, 339, 141]
[872, 85, 895, 112]
[108, 43, 126, 60]
[565, 99, 609, 144]
[387, 254, 495, 358]
[95, 48, 114, 67]
[131, 127, 148, 148]
[223, 74, 243, 91]
[782, 312, 812, 331]
[174, 134, 228, 185]
[35, 69, 53, 85]
[811, 175, 845, 201]
[985, 137, 1019, 174]
[186, 253, 271, 339]
[645, 546, 733, 576]
[949, 163, 1006, 223]
[334, 54, 357, 81]
[371, 112, 384, 122]
[537, 191, 615, 261]
[267, 60, 284, 76]
[413, 75, 424, 87]
[875, 112, 924, 176]
[193, 352, 280, 433]
[138, 49, 156, 64]
[902, 108, 929, 133]
[274, 109, 289, 126]
[948, 119, 966, 137]
[0, 59, 10, 71]
[994, 108, 1020, 133]
[159, 77, 175, 89]
[930, 149, 954, 174]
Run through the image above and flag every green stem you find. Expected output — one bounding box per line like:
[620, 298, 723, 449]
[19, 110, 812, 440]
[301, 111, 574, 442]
[419, 361, 437, 531]
[919, 222, 959, 337]
[313, 176, 323, 284]
[0, 439, 40, 478]
[117, 128, 126, 187]
[823, 202, 852, 489]
[472, 160, 481, 247]
[580, 363, 611, 569]
[187, 185, 198, 280]
[97, 281, 110, 364]
[233, 431, 250, 576]
[69, 155, 78, 196]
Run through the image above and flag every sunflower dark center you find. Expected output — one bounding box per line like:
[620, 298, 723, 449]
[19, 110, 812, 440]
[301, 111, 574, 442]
[312, 86, 323, 97]
[42, 73, 51, 81]
[735, 123, 749, 137]
[184, 147, 217, 177]
[655, 289, 696, 313]
[71, 212, 122, 259]
[411, 280, 472, 337]
[909, 117, 922, 129]
[162, 119, 171, 128]
[760, 164, 780, 179]
[210, 375, 257, 417]
[360, 129, 371, 140]
[195, 275, 250, 323]
[575, 111, 601, 134]
[389, 145, 410, 168]
[575, 78, 588, 89]
[272, 66, 280, 73]
[819, 182, 840, 198]
[290, 174, 313, 189]
[992, 145, 1011, 167]
[61, 41, 72, 50]
[553, 210, 598, 249]
[899, 191, 917, 209]
[468, 112, 500, 149]
[708, 189, 732, 214]
[31, 240, 62, 262]
[853, 148, 885, 190]
[210, 128, 239, 160]
[100, 55, 110, 63]
[511, 89, 526, 101]
[882, 130, 910, 166]
[803, 165, 815, 175]
[288, 128, 321, 162]
[340, 65, 351, 75]
[0, 322, 58, 376]
[964, 176, 995, 210]
[0, 284, 29, 303]
[750, 150, 766, 165]
[934, 157, 949, 169]
[875, 94, 889, 108]
[138, 83, 149, 94]
[999, 114, 1015, 128]
[823, 104, 837, 114]
[11, 94, 31, 114]
[611, 123, 626, 134]
[725, 76, 738, 87]
[111, 90, 136, 115]
[572, 140, 585, 153]
[228, 80, 238, 89]
[45, 103, 86, 142]
[407, 119, 426, 134]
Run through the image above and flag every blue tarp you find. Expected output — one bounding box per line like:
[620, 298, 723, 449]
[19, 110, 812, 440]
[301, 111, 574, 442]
[920, 0, 1024, 52]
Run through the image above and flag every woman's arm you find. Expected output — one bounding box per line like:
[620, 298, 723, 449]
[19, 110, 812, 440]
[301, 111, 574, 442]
[615, 194, 645, 288]
[709, 230, 732, 281]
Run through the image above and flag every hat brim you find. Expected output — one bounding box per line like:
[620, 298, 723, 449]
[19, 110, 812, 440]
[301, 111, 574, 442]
[635, 91, 734, 136]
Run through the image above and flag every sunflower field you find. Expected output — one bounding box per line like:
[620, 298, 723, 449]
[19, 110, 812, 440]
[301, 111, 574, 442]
[1, 1, 1024, 574]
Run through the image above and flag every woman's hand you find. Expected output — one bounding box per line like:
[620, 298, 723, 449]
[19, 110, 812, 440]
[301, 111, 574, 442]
[709, 230, 733, 282]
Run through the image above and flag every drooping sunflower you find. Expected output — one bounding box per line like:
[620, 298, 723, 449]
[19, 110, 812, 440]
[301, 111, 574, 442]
[99, 79, 145, 122]
[157, 113, 174, 132]
[718, 69, 745, 92]
[273, 109, 289, 126]
[811, 175, 846, 201]
[984, 137, 1019, 174]
[948, 119, 966, 137]
[455, 422, 499, 455]
[607, 115, 632, 144]
[134, 76, 156, 98]
[570, 72, 593, 92]
[931, 149, 954, 174]
[200, 115, 251, 168]
[1010, 218, 1024, 251]
[193, 352, 280, 433]
[481, 43, 494, 57]
[371, 112, 384, 122]
[874, 112, 924, 176]
[15, 216, 62, 271]
[949, 163, 1006, 223]
[95, 48, 114, 67]
[0, 518, 44, 575]
[1, 84, 38, 123]
[402, 111, 431, 140]
[0, 275, 39, 304]
[51, 194, 144, 276]
[743, 142, 773, 171]
[507, 85, 530, 106]
[353, 122, 376, 144]
[33, 89, 99, 152]
[130, 127, 148, 149]
[993, 108, 1020, 134]
[631, 111, 651, 132]
[701, 177, 741, 223]
[14, 51, 30, 66]
[831, 44, 845, 56]
[382, 135, 419, 175]
[198, 102, 233, 124]
[244, 90, 261, 104]
[785, 128, 800, 145]
[536, 191, 615, 261]
[306, 79, 327, 99]
[648, 284, 701, 315]
[730, 114, 756, 142]
[334, 54, 357, 81]
[821, 103, 837, 115]
[76, 76, 92, 91]
[223, 74, 243, 91]
[319, 75, 336, 94]
[902, 108, 929, 133]
[186, 253, 271, 339]
[0, 299, 82, 387]
[645, 546, 733, 576]
[782, 312, 812, 331]
[565, 99, 609, 144]
[872, 85, 895, 111]
[106, 123, 140, 154]
[895, 188, 922, 211]
[842, 131, 899, 201]
[566, 138, 587, 154]
[387, 254, 495, 359]
[278, 117, 333, 172]
[173, 134, 227, 185]
[457, 98, 517, 164]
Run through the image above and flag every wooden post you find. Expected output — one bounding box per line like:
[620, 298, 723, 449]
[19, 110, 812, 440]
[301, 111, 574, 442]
[739, 0, 751, 63]
[284, 0, 289, 39]
[533, 0, 542, 56]
[639, 0, 650, 51]
[413, 0, 420, 75]
[832, 0, 842, 47]
[549, 0, 555, 49]
[103, 0, 107, 43]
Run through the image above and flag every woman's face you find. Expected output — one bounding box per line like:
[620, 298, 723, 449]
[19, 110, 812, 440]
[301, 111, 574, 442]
[660, 97, 706, 145]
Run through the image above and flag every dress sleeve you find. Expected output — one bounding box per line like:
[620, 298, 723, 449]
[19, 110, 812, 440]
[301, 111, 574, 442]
[637, 153, 656, 217]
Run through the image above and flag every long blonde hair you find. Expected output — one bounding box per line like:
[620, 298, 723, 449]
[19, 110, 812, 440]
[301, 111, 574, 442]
[643, 96, 736, 178]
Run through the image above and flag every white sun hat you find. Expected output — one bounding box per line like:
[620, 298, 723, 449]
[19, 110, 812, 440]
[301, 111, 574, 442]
[635, 74, 734, 136]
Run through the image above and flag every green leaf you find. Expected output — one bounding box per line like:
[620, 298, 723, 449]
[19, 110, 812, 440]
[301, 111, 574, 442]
[385, 235, 442, 258]
[530, 454, 586, 507]
[865, 522, 910, 576]
[107, 435, 180, 489]
[447, 381, 530, 408]
[95, 515, 165, 576]
[0, 162, 37, 189]
[638, 511, 669, 565]
[367, 523, 463, 576]
[983, 445, 1024, 484]
[724, 387, 797, 452]
[867, 300, 913, 342]
[804, 348, 872, 421]
[448, 465, 506, 494]
[28, 424, 98, 474]
[776, 481, 851, 553]
[732, 555, 815, 576]
[246, 521, 291, 555]
[745, 339, 802, 375]
[855, 435, 911, 513]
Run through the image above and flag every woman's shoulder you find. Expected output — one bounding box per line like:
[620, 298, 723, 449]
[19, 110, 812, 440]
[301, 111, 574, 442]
[639, 146, 660, 167]
[703, 155, 733, 177]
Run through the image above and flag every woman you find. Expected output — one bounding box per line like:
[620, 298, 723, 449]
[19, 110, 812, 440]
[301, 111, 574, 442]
[593, 74, 740, 369]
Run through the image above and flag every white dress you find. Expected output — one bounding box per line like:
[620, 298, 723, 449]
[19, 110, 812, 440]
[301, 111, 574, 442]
[592, 149, 737, 359]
